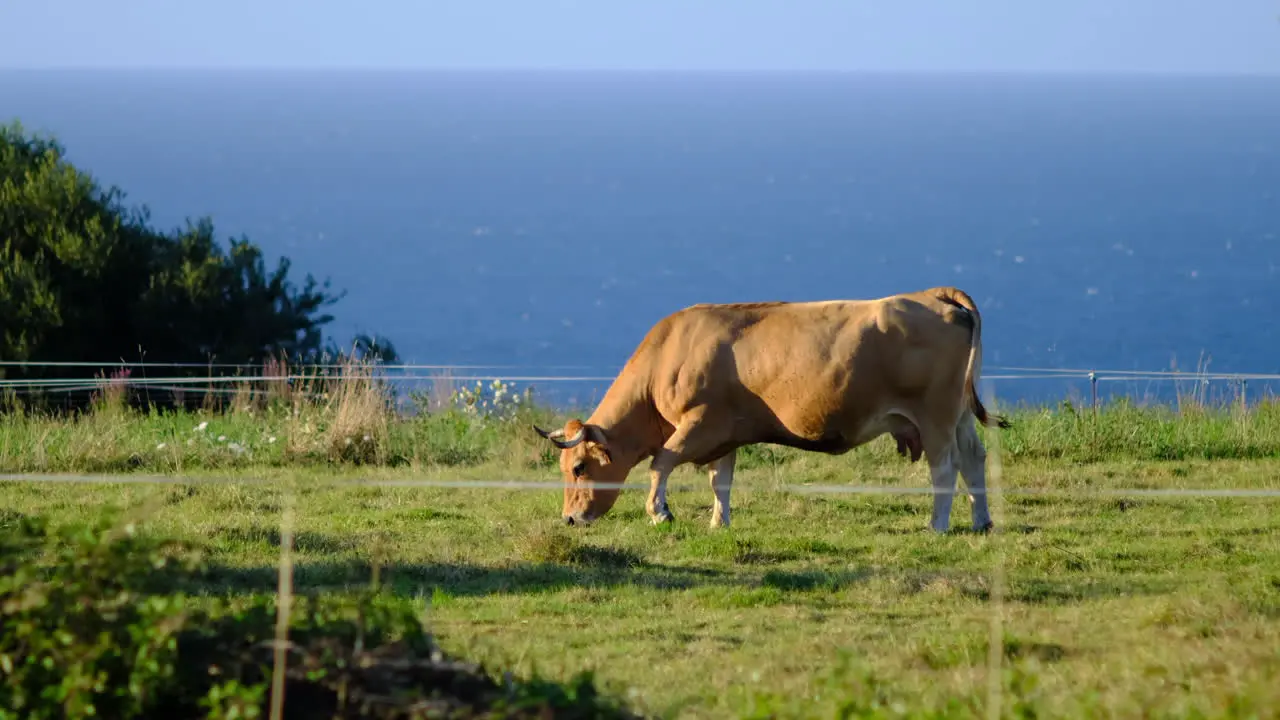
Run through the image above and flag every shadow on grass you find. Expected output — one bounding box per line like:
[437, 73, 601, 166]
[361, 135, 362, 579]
[760, 567, 874, 592]
[154, 520, 1195, 606]
[180, 535, 875, 599]
[177, 555, 1180, 610]
[1004, 575, 1185, 605]
[185, 558, 732, 598]
[212, 525, 359, 553]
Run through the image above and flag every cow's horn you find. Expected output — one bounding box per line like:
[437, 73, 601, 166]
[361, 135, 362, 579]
[532, 424, 586, 449]
[552, 426, 587, 448]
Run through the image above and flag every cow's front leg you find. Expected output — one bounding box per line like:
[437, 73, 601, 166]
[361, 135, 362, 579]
[646, 408, 727, 525]
[708, 451, 736, 528]
[646, 453, 677, 524]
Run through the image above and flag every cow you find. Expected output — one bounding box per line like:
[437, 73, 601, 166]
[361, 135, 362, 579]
[531, 286, 1010, 533]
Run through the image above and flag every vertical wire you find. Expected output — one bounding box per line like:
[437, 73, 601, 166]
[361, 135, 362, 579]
[985, 378, 1008, 720]
[269, 484, 296, 720]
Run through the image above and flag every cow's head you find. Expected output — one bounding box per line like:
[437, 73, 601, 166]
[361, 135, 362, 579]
[532, 419, 624, 525]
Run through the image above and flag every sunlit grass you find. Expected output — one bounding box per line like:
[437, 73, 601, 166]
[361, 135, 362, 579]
[3, 360, 1279, 717]
[2, 456, 1277, 718]
[2, 357, 1279, 476]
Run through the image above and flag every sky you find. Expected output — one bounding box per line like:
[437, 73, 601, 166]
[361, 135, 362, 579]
[1, 0, 1277, 75]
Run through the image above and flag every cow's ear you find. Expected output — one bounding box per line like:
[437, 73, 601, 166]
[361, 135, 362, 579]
[589, 444, 613, 466]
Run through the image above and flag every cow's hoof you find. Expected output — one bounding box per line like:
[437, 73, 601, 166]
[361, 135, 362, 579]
[650, 510, 675, 525]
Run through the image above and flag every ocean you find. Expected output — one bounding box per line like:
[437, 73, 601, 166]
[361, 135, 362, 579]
[2, 69, 1278, 409]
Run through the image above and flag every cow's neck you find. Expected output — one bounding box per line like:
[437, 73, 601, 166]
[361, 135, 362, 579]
[585, 378, 664, 470]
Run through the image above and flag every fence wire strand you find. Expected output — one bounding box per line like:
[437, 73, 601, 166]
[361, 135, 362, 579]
[3, 360, 1280, 386]
[2, 473, 1278, 497]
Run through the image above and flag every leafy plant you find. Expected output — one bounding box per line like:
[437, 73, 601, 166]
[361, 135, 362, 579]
[0, 514, 640, 719]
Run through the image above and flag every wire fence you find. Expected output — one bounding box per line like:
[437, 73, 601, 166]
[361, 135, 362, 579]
[2, 473, 1279, 498]
[3, 358, 1280, 380]
[3, 359, 1279, 411]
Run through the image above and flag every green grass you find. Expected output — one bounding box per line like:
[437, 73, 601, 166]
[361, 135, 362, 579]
[2, 458, 1277, 718]
[2, 391, 1280, 476]
[2, 376, 1280, 718]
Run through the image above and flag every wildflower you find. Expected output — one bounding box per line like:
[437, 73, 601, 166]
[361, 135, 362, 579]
[217, 435, 227, 442]
[156, 443, 167, 451]
[268, 436, 277, 444]
[195, 421, 208, 432]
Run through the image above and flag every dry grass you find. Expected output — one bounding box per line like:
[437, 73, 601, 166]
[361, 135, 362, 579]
[314, 360, 390, 465]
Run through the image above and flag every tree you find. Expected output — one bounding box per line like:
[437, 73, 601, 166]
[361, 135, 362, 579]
[0, 120, 369, 407]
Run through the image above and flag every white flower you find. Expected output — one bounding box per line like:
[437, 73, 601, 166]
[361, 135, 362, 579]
[156, 443, 167, 450]
[268, 436, 277, 444]
[217, 435, 227, 442]
[194, 421, 208, 432]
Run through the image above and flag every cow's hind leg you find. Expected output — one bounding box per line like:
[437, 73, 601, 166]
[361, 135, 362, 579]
[955, 413, 994, 533]
[922, 428, 960, 533]
[707, 451, 736, 528]
[647, 407, 731, 525]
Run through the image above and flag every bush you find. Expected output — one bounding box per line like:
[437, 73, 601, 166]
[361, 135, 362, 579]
[0, 120, 397, 411]
[0, 513, 638, 719]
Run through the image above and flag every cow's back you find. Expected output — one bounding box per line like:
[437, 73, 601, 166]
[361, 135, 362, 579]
[643, 296, 975, 445]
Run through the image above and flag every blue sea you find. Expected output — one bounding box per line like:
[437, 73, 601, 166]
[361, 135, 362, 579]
[2, 69, 1278, 408]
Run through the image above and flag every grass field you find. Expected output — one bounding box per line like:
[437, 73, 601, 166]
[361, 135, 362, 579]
[2, 372, 1279, 718]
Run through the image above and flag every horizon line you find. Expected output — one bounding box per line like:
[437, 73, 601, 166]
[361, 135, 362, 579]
[2, 65, 1279, 80]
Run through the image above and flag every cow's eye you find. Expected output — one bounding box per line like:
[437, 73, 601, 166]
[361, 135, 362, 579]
[572, 461, 587, 477]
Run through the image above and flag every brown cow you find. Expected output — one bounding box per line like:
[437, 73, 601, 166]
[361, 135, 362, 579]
[532, 286, 1010, 533]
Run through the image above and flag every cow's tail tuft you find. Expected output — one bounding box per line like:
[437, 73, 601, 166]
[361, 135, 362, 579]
[933, 287, 1011, 429]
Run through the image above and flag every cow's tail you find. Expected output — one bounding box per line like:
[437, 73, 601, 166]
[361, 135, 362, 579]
[933, 287, 1011, 429]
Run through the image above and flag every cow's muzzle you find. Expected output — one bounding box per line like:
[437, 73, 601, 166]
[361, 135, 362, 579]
[563, 511, 592, 527]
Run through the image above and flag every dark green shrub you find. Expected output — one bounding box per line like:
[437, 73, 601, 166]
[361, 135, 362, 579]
[0, 515, 638, 719]
[0, 120, 400, 411]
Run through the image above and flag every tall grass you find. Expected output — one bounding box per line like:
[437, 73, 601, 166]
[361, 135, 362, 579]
[2, 357, 1279, 475]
